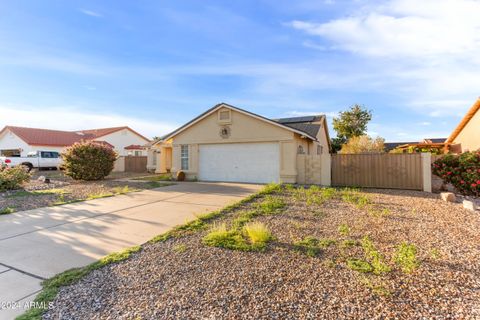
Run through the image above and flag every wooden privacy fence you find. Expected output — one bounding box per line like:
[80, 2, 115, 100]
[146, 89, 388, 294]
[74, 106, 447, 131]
[124, 156, 148, 173]
[331, 153, 424, 190]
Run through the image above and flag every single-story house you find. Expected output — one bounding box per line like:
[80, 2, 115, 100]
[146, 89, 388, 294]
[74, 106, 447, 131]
[446, 98, 480, 153]
[148, 103, 331, 184]
[0, 126, 150, 157]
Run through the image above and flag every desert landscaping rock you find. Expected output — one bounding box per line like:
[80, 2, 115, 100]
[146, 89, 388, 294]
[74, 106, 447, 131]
[43, 187, 480, 320]
[463, 199, 478, 211]
[440, 192, 456, 202]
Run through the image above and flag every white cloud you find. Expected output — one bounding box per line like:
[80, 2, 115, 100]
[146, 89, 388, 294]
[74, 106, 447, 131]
[289, 0, 480, 115]
[0, 105, 177, 139]
[79, 9, 103, 18]
[290, 0, 480, 59]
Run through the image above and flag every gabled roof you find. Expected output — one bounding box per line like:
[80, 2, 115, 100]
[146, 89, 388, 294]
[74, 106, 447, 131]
[157, 103, 319, 144]
[274, 115, 325, 138]
[0, 125, 150, 147]
[79, 126, 150, 142]
[446, 98, 480, 143]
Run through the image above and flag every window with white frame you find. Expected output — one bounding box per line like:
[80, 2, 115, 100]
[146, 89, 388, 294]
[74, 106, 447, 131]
[181, 145, 189, 170]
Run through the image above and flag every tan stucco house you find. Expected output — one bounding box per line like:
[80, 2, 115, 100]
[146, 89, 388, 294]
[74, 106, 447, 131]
[148, 103, 331, 184]
[446, 98, 480, 153]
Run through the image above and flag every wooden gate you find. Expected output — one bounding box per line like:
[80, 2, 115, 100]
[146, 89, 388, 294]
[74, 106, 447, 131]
[331, 153, 423, 190]
[124, 156, 147, 173]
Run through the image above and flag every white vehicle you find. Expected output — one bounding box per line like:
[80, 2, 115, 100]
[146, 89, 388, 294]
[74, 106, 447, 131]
[0, 151, 63, 172]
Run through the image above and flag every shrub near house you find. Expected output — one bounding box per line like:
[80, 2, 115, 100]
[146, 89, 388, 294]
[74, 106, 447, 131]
[432, 150, 480, 196]
[0, 165, 30, 191]
[62, 141, 118, 181]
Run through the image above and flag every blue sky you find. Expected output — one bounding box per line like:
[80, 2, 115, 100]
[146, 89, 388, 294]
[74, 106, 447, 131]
[0, 0, 479, 141]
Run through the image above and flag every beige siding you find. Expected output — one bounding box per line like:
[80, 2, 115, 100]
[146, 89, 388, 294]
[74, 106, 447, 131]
[455, 111, 480, 152]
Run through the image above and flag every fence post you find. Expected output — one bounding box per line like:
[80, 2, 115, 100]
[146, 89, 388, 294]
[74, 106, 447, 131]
[421, 153, 432, 193]
[321, 153, 331, 186]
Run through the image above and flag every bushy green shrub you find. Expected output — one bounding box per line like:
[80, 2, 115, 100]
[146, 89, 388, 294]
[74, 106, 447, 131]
[0, 165, 30, 192]
[61, 141, 117, 181]
[432, 150, 480, 196]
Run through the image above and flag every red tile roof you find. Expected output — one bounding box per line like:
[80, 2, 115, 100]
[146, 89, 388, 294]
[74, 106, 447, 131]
[0, 126, 149, 147]
[124, 144, 145, 150]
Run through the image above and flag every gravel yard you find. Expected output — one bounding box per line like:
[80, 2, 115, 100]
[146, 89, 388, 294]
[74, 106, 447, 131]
[42, 185, 480, 319]
[0, 170, 172, 213]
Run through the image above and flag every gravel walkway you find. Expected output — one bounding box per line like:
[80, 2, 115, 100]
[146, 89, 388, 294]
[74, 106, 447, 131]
[43, 187, 480, 319]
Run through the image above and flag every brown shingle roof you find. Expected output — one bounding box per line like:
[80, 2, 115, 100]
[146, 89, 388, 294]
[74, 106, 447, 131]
[0, 125, 149, 147]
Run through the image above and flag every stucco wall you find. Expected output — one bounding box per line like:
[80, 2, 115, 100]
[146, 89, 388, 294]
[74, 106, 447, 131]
[112, 156, 125, 172]
[99, 129, 150, 156]
[455, 111, 480, 152]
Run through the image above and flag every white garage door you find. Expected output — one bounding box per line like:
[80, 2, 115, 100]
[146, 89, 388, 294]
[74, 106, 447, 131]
[199, 142, 280, 183]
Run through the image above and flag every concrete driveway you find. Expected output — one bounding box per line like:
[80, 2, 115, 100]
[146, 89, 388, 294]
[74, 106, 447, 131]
[0, 182, 261, 319]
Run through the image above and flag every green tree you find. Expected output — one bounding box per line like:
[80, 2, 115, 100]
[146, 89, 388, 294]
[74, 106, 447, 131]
[332, 104, 372, 152]
[339, 135, 385, 154]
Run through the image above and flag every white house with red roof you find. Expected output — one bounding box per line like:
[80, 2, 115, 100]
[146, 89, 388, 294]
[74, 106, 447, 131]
[0, 126, 150, 157]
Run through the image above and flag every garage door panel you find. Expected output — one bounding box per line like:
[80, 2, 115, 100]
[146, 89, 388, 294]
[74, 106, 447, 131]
[199, 143, 279, 183]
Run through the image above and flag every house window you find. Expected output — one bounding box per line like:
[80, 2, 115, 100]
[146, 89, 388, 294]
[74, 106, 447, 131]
[218, 109, 231, 123]
[134, 151, 142, 156]
[181, 145, 189, 170]
[297, 145, 304, 154]
[317, 145, 323, 155]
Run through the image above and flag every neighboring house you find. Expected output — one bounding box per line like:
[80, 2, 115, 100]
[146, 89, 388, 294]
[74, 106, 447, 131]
[386, 137, 447, 153]
[149, 103, 331, 184]
[446, 98, 480, 153]
[0, 126, 150, 157]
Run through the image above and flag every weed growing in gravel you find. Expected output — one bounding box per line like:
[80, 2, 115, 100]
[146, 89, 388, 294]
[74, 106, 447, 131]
[394, 242, 419, 273]
[16, 246, 141, 320]
[368, 207, 391, 218]
[0, 207, 14, 215]
[342, 188, 371, 209]
[113, 185, 139, 194]
[359, 276, 391, 297]
[313, 210, 326, 218]
[6, 188, 68, 198]
[173, 244, 187, 253]
[324, 259, 336, 268]
[294, 236, 336, 257]
[257, 195, 285, 214]
[361, 236, 391, 275]
[202, 223, 250, 251]
[340, 239, 358, 248]
[243, 222, 272, 245]
[429, 248, 441, 260]
[338, 223, 350, 236]
[305, 186, 337, 206]
[346, 258, 373, 273]
[258, 183, 283, 195]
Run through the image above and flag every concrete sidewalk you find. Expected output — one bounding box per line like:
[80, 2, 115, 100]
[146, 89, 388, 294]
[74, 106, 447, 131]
[0, 182, 261, 319]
